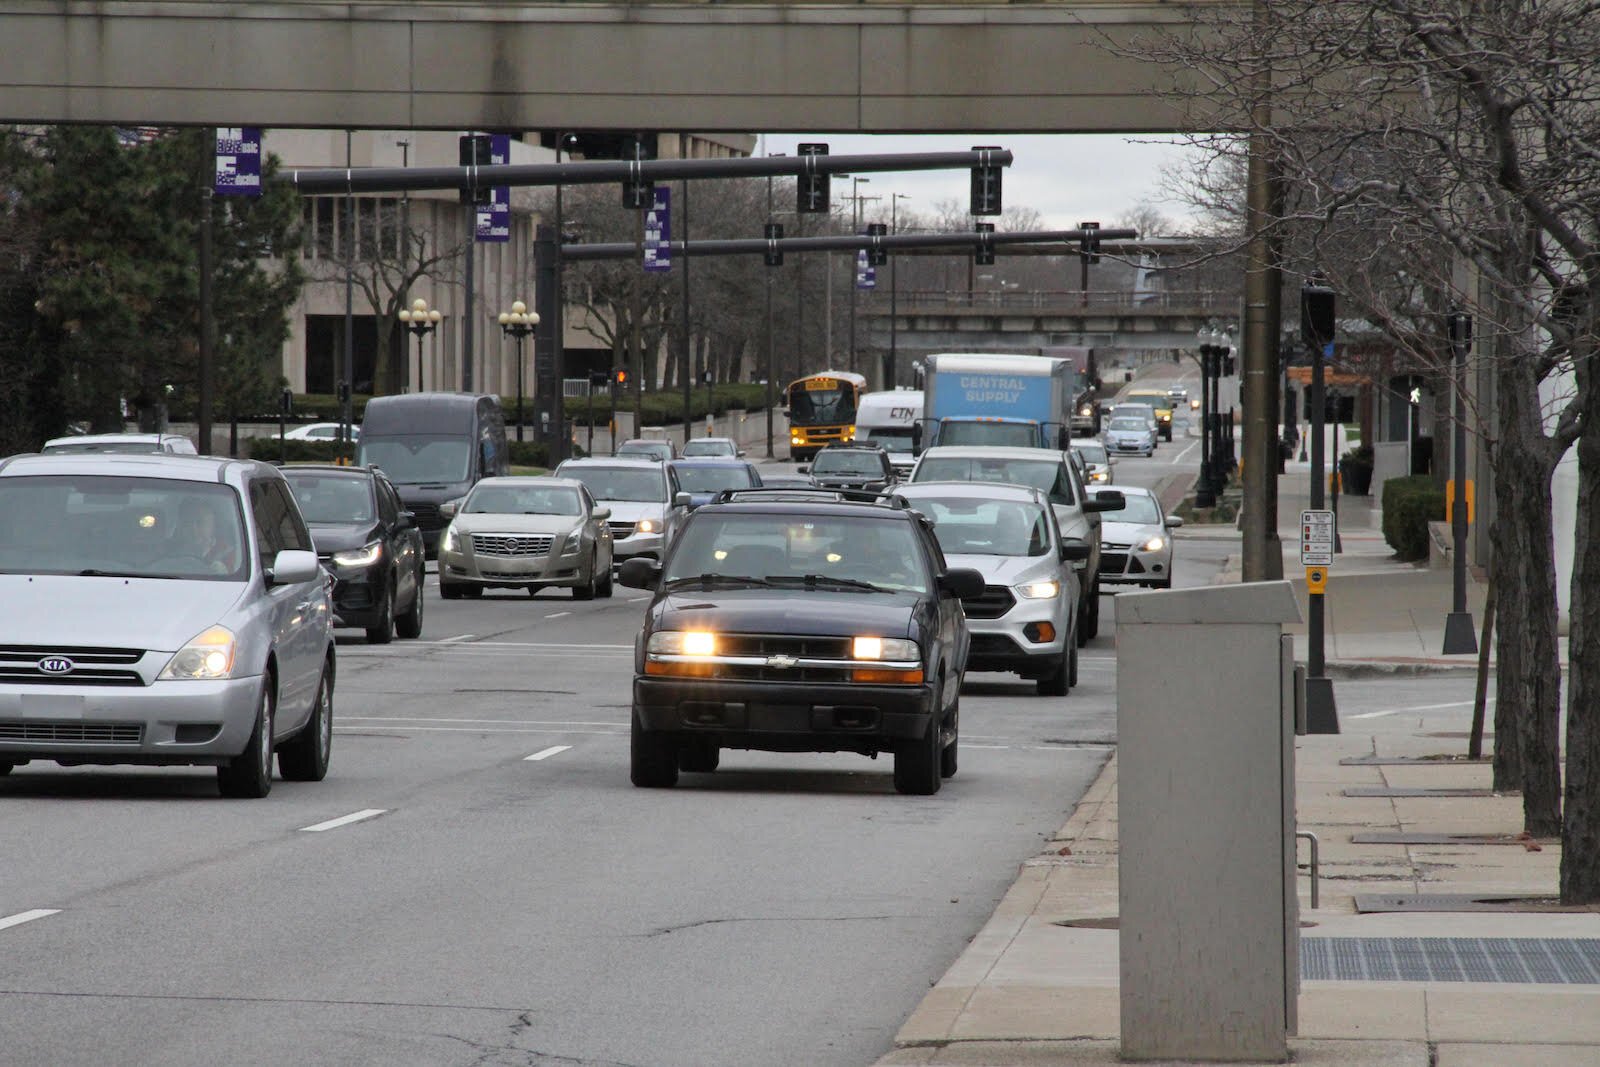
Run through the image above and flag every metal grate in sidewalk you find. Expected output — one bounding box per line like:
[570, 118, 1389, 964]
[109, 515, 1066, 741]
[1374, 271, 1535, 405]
[1302, 937, 1600, 983]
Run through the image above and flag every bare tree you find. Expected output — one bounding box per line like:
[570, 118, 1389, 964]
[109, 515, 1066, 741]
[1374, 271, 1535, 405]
[1124, 0, 1600, 893]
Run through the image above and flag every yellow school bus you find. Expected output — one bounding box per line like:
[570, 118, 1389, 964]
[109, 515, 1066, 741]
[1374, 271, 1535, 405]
[785, 371, 867, 461]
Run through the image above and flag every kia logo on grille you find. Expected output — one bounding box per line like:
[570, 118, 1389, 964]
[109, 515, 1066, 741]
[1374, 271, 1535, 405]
[37, 657, 76, 675]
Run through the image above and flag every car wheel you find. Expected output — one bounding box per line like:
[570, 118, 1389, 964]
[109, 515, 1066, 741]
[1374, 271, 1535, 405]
[461, 586, 483, 599]
[630, 710, 679, 788]
[940, 698, 960, 779]
[572, 559, 597, 600]
[0, 761, 13, 776]
[218, 682, 274, 799]
[395, 566, 425, 639]
[1069, 640, 1080, 688]
[439, 580, 463, 600]
[278, 664, 333, 782]
[678, 737, 720, 774]
[1083, 580, 1101, 641]
[1153, 576, 1173, 590]
[366, 579, 396, 644]
[894, 683, 943, 796]
[597, 562, 615, 599]
[1037, 640, 1071, 696]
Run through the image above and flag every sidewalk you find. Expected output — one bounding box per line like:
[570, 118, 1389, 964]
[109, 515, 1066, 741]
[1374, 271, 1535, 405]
[870, 465, 1600, 1067]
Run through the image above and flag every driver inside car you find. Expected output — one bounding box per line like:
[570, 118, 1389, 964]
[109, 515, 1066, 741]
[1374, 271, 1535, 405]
[172, 498, 241, 574]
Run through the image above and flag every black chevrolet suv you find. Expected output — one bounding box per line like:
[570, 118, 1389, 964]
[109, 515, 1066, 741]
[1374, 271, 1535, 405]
[800, 443, 897, 494]
[618, 491, 981, 795]
[280, 464, 426, 644]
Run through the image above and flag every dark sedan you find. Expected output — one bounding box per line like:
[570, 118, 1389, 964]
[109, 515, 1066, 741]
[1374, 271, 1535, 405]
[280, 465, 425, 644]
[667, 457, 764, 511]
[619, 494, 981, 795]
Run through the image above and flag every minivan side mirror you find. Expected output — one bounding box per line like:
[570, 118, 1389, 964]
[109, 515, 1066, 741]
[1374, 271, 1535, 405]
[618, 558, 662, 590]
[268, 549, 320, 586]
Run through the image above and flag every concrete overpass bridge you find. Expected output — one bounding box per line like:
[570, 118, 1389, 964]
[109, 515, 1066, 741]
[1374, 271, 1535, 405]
[862, 288, 1232, 354]
[0, 2, 1205, 133]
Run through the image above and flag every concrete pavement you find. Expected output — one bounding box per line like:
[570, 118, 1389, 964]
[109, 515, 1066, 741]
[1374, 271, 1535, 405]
[874, 469, 1600, 1066]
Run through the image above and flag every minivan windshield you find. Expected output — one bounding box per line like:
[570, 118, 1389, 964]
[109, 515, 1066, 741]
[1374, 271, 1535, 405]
[280, 471, 376, 524]
[0, 475, 249, 581]
[561, 466, 665, 503]
[665, 513, 928, 594]
[358, 436, 471, 484]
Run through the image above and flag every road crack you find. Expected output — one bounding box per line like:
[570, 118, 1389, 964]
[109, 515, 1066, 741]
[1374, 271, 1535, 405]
[637, 914, 906, 937]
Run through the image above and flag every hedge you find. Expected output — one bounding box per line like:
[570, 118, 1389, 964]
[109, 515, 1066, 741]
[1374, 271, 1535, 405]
[244, 438, 353, 463]
[562, 383, 769, 427]
[1381, 475, 1445, 562]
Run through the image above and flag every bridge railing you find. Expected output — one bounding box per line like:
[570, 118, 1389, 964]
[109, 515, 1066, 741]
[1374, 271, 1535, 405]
[885, 290, 1230, 312]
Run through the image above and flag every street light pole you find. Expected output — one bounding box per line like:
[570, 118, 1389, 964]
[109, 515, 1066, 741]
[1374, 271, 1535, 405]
[1195, 326, 1217, 508]
[398, 298, 442, 393]
[498, 300, 539, 443]
[1444, 311, 1479, 654]
[848, 175, 869, 374]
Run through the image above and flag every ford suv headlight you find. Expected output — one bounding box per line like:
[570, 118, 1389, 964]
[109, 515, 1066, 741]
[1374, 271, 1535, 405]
[1016, 580, 1061, 599]
[158, 625, 238, 681]
[332, 541, 383, 569]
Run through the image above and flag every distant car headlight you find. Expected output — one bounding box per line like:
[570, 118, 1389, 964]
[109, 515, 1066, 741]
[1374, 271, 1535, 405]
[1142, 536, 1166, 552]
[1016, 580, 1061, 599]
[442, 524, 461, 553]
[332, 541, 383, 568]
[649, 630, 717, 656]
[636, 518, 658, 535]
[158, 625, 238, 681]
[1079, 404, 1092, 417]
[852, 636, 919, 660]
[1091, 470, 1109, 482]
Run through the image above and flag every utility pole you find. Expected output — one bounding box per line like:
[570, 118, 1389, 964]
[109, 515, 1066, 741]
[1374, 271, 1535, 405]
[1443, 312, 1479, 654]
[1302, 279, 1339, 732]
[1242, 138, 1285, 581]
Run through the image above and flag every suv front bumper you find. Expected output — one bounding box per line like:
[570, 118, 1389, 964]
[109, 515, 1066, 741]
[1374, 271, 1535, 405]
[963, 595, 1070, 674]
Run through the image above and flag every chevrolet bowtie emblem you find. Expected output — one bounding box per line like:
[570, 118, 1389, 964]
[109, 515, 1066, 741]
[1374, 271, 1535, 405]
[766, 654, 799, 669]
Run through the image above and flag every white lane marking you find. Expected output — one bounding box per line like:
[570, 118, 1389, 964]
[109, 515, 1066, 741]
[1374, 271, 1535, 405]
[337, 725, 622, 736]
[965, 744, 1011, 750]
[1168, 441, 1199, 465]
[0, 909, 60, 932]
[345, 716, 620, 727]
[298, 808, 389, 833]
[628, 597, 649, 603]
[524, 745, 572, 761]
[1348, 699, 1489, 720]
[400, 641, 633, 650]
[439, 634, 477, 643]
[544, 612, 571, 619]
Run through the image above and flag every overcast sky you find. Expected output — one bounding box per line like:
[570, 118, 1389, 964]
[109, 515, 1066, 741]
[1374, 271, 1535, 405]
[759, 133, 1207, 235]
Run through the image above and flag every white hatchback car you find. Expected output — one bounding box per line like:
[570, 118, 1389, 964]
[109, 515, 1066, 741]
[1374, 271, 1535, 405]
[1096, 483, 1182, 589]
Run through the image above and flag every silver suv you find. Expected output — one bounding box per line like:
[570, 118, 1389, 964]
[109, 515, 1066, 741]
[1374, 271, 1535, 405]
[553, 457, 689, 567]
[0, 454, 335, 797]
[895, 482, 1089, 695]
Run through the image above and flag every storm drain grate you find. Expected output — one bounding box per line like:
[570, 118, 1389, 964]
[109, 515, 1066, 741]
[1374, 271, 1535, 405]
[1353, 892, 1557, 913]
[1302, 937, 1600, 983]
[1343, 787, 1496, 798]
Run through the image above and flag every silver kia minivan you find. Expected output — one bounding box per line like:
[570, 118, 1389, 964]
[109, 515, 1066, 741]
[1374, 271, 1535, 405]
[0, 453, 336, 797]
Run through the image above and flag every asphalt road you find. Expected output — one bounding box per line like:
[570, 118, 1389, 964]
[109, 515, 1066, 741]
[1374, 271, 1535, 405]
[1, 429, 1218, 1067]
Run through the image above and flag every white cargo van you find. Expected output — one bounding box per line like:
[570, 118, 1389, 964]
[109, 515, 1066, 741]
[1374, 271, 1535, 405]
[854, 390, 923, 477]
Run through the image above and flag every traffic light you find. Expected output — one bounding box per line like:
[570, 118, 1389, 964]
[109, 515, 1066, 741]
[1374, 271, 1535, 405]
[1079, 221, 1100, 265]
[764, 222, 784, 266]
[621, 133, 653, 209]
[974, 222, 995, 266]
[1301, 280, 1337, 350]
[614, 367, 629, 388]
[866, 222, 888, 266]
[797, 143, 829, 214]
[458, 133, 493, 205]
[589, 370, 609, 389]
[970, 145, 1003, 216]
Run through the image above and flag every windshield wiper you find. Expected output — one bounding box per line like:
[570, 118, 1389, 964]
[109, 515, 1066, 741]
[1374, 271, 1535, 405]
[74, 569, 178, 580]
[769, 574, 891, 594]
[661, 573, 780, 590]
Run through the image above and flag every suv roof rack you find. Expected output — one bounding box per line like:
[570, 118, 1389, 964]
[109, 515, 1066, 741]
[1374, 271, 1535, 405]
[711, 486, 910, 508]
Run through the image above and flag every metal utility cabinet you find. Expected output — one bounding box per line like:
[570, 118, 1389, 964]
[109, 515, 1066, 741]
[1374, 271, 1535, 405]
[1116, 581, 1303, 1062]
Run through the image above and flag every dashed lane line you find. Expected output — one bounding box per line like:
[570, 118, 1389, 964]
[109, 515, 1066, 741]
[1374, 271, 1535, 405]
[0, 910, 59, 933]
[524, 746, 573, 761]
[344, 716, 620, 727]
[298, 809, 389, 833]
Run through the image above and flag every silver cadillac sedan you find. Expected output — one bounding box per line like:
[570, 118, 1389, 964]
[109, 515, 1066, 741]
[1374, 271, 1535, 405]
[0, 453, 335, 797]
[438, 477, 615, 599]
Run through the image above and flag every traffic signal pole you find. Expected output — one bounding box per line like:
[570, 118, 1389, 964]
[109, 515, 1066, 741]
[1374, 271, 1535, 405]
[1302, 280, 1339, 733]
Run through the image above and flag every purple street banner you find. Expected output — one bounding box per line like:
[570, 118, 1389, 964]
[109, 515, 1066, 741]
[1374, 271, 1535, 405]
[643, 186, 672, 272]
[476, 134, 512, 243]
[855, 248, 876, 290]
[213, 127, 262, 197]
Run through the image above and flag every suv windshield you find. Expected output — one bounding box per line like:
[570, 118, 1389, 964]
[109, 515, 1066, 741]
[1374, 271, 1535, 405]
[912, 456, 1076, 506]
[281, 471, 376, 524]
[665, 512, 929, 594]
[0, 475, 249, 581]
[908, 497, 1050, 557]
[812, 451, 885, 476]
[358, 436, 471, 484]
[464, 484, 582, 515]
[562, 466, 665, 503]
[674, 466, 755, 493]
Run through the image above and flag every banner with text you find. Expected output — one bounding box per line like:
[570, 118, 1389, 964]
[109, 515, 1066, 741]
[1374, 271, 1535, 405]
[213, 127, 262, 197]
[643, 186, 672, 272]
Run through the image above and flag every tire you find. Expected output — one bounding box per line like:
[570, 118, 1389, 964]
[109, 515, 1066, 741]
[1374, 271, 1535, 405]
[365, 579, 395, 644]
[461, 586, 483, 599]
[630, 711, 679, 788]
[597, 562, 614, 599]
[678, 737, 720, 774]
[1037, 641, 1071, 696]
[940, 698, 960, 779]
[395, 567, 424, 639]
[218, 682, 274, 799]
[439, 581, 463, 601]
[0, 762, 13, 776]
[572, 559, 597, 600]
[1082, 579, 1101, 641]
[894, 684, 943, 795]
[278, 665, 333, 782]
[1069, 640, 1080, 687]
[1153, 576, 1173, 590]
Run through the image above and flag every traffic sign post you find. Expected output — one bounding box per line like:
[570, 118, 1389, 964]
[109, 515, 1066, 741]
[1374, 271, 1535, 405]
[1301, 509, 1334, 568]
[1300, 282, 1339, 733]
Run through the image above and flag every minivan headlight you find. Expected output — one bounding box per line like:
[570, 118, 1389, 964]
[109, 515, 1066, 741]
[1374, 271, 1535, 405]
[158, 625, 238, 681]
[636, 518, 658, 535]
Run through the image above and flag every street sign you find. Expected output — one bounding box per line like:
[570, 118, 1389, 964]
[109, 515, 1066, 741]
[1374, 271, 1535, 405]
[643, 186, 672, 272]
[1301, 509, 1335, 567]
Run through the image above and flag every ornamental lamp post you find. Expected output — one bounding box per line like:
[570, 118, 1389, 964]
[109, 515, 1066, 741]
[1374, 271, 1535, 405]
[397, 298, 442, 393]
[498, 300, 540, 443]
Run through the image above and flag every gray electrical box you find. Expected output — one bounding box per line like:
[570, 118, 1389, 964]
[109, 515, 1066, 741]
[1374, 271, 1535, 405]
[1117, 581, 1303, 1062]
